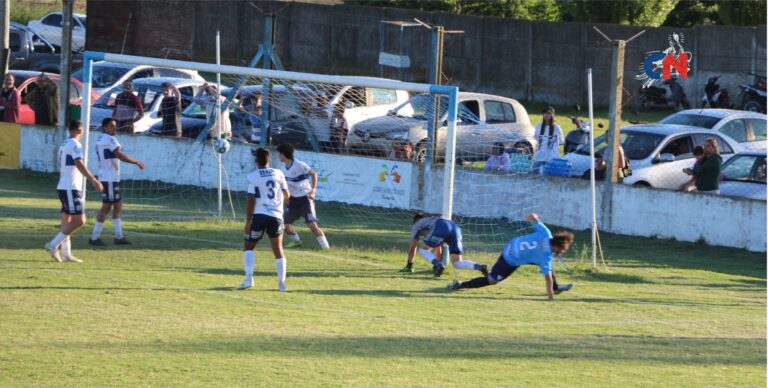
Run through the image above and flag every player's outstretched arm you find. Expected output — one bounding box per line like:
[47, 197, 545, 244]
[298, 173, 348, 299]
[114, 149, 145, 170]
[308, 170, 318, 200]
[74, 159, 103, 192]
[525, 213, 539, 222]
[406, 239, 418, 265]
[544, 273, 555, 301]
[244, 195, 256, 235]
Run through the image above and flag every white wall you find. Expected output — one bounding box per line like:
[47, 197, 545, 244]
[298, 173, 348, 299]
[18, 126, 767, 252]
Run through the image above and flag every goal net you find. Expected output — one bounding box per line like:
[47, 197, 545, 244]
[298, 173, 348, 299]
[80, 52, 543, 259]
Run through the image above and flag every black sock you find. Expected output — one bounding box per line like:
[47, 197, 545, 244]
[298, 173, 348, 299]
[459, 277, 490, 289]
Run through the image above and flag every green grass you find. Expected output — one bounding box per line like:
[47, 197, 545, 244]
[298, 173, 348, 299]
[0, 169, 765, 387]
[11, 1, 87, 25]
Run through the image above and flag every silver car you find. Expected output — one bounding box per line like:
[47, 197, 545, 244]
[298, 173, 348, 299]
[659, 109, 767, 151]
[349, 92, 537, 162]
[719, 151, 766, 200]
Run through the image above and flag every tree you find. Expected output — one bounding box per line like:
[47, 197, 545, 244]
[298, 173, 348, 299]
[662, 0, 721, 27]
[459, 0, 561, 21]
[717, 0, 767, 26]
[543, 0, 679, 26]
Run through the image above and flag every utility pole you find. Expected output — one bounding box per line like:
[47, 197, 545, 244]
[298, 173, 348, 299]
[593, 27, 645, 230]
[0, 0, 10, 75]
[59, 0, 74, 130]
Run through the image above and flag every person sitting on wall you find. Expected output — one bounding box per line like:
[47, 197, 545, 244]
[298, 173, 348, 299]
[581, 154, 606, 181]
[484, 142, 511, 172]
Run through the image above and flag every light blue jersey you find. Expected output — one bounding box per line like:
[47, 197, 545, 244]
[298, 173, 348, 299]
[501, 222, 554, 275]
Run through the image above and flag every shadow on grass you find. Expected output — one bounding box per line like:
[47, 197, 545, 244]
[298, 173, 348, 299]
[63, 334, 766, 365]
[573, 271, 649, 284]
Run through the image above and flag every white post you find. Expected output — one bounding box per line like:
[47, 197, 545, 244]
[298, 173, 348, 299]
[441, 89, 459, 220]
[81, 57, 94, 203]
[215, 31, 222, 220]
[587, 68, 597, 268]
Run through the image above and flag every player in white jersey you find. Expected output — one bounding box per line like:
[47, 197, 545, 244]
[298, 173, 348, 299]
[88, 118, 145, 247]
[45, 120, 103, 263]
[276, 143, 329, 249]
[236, 148, 291, 292]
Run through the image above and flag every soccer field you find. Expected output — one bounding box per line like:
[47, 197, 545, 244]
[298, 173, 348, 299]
[0, 169, 765, 387]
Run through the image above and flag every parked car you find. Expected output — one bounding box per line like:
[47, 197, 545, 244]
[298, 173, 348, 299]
[88, 77, 204, 133]
[72, 61, 205, 96]
[718, 151, 766, 200]
[9, 22, 83, 73]
[658, 109, 766, 151]
[349, 92, 537, 162]
[147, 84, 315, 148]
[8, 70, 99, 125]
[27, 12, 86, 51]
[563, 125, 742, 190]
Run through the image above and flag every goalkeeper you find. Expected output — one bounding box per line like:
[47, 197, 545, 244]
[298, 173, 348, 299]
[447, 213, 573, 301]
[401, 212, 487, 277]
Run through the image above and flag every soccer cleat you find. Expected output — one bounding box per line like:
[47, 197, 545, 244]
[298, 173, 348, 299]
[63, 255, 82, 263]
[235, 279, 254, 290]
[285, 240, 302, 248]
[88, 238, 107, 247]
[447, 279, 461, 290]
[113, 237, 133, 245]
[478, 264, 489, 277]
[44, 243, 63, 262]
[554, 283, 573, 295]
[433, 263, 446, 277]
[398, 266, 414, 273]
[278, 282, 287, 293]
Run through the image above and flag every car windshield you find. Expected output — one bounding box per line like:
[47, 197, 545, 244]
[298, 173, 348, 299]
[72, 64, 132, 88]
[76, 16, 86, 26]
[94, 84, 162, 109]
[722, 155, 767, 183]
[659, 113, 721, 129]
[392, 94, 449, 121]
[576, 130, 665, 160]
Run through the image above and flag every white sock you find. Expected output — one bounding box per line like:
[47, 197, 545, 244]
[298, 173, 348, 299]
[61, 237, 72, 257]
[288, 233, 301, 242]
[275, 258, 286, 284]
[452, 259, 478, 270]
[113, 218, 123, 239]
[243, 251, 255, 281]
[316, 235, 330, 249]
[91, 221, 104, 240]
[418, 248, 439, 266]
[49, 232, 67, 249]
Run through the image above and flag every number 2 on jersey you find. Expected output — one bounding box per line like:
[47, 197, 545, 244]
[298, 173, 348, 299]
[519, 241, 538, 251]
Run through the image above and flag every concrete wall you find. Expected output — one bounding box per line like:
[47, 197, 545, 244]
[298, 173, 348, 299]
[86, 1, 766, 106]
[19, 125, 766, 252]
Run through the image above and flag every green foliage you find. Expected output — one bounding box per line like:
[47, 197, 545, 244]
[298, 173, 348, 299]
[11, 0, 87, 25]
[459, 0, 561, 21]
[717, 0, 767, 26]
[663, 0, 721, 27]
[560, 0, 680, 27]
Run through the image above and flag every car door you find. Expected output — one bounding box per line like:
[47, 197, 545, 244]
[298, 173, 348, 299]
[652, 134, 696, 189]
[745, 118, 767, 150]
[337, 86, 368, 129]
[482, 99, 522, 154]
[453, 100, 483, 160]
[39, 13, 63, 44]
[8, 30, 24, 68]
[717, 118, 750, 146]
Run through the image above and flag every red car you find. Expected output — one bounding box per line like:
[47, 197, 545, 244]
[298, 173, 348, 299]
[9, 70, 101, 125]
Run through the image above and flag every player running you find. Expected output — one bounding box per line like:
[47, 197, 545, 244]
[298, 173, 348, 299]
[237, 148, 291, 292]
[45, 120, 103, 263]
[401, 212, 487, 277]
[276, 143, 330, 250]
[447, 213, 574, 301]
[88, 118, 145, 246]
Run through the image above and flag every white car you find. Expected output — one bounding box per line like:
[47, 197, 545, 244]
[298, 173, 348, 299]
[719, 151, 766, 200]
[349, 92, 537, 162]
[563, 125, 742, 190]
[27, 12, 86, 51]
[88, 77, 205, 134]
[72, 61, 205, 96]
[659, 109, 767, 151]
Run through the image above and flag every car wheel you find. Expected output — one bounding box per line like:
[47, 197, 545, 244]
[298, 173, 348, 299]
[743, 99, 763, 113]
[633, 181, 651, 187]
[413, 142, 427, 163]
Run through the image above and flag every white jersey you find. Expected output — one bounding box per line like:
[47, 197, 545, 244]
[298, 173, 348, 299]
[95, 132, 122, 182]
[57, 138, 85, 191]
[247, 168, 288, 218]
[280, 159, 313, 197]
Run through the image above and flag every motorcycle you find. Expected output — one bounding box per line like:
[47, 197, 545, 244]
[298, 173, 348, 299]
[638, 78, 691, 111]
[737, 72, 766, 113]
[564, 116, 603, 154]
[701, 75, 732, 109]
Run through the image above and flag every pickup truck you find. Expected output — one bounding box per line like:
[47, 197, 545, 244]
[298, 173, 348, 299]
[9, 21, 82, 73]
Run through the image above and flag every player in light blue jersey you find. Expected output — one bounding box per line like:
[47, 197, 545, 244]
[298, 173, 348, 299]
[447, 213, 574, 300]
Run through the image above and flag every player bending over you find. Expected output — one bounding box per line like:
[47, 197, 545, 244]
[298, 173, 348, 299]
[447, 213, 574, 301]
[237, 148, 291, 292]
[45, 120, 103, 263]
[276, 143, 330, 249]
[401, 212, 487, 277]
[89, 118, 145, 247]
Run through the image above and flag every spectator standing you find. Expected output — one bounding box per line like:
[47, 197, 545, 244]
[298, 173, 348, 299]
[484, 142, 511, 172]
[533, 106, 564, 167]
[689, 139, 722, 194]
[23, 73, 58, 126]
[112, 80, 144, 134]
[238, 93, 264, 143]
[0, 74, 20, 123]
[329, 105, 348, 153]
[194, 83, 231, 139]
[679, 146, 704, 192]
[388, 140, 413, 160]
[157, 82, 182, 137]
